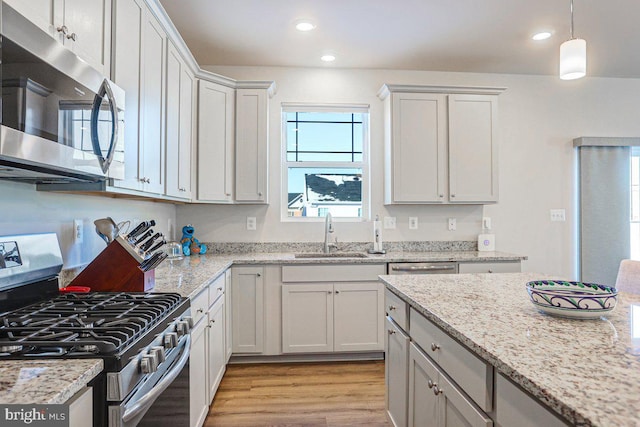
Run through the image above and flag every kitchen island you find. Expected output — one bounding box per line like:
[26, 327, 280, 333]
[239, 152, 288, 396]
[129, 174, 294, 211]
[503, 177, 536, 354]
[380, 272, 640, 426]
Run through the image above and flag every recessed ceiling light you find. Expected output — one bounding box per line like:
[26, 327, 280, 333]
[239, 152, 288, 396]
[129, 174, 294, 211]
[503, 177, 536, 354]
[321, 54, 336, 62]
[295, 21, 316, 31]
[532, 32, 552, 41]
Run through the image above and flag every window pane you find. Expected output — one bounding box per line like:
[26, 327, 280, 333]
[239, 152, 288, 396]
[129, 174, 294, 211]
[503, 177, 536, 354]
[296, 122, 354, 153]
[296, 152, 356, 162]
[287, 167, 362, 218]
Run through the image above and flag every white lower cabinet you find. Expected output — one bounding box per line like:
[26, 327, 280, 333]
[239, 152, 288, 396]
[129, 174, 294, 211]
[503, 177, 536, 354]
[386, 317, 409, 427]
[207, 297, 225, 402]
[281, 281, 384, 353]
[409, 343, 492, 427]
[231, 266, 265, 354]
[224, 268, 232, 362]
[189, 313, 208, 427]
[67, 386, 92, 427]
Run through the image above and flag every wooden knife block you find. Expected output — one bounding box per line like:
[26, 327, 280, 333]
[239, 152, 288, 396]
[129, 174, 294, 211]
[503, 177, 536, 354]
[70, 237, 155, 292]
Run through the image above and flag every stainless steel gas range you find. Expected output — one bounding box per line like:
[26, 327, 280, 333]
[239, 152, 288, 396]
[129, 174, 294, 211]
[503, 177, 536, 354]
[0, 234, 192, 427]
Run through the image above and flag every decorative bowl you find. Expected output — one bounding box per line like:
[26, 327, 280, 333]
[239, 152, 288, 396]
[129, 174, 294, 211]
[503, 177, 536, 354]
[525, 280, 618, 319]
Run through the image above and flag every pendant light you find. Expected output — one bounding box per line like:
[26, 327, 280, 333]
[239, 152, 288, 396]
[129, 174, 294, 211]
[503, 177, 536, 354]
[559, 0, 586, 80]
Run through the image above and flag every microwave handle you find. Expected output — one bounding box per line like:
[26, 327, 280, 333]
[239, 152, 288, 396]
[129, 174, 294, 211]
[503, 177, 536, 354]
[90, 79, 119, 174]
[121, 335, 191, 423]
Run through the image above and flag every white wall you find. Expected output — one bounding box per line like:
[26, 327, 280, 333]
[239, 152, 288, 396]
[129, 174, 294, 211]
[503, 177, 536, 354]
[0, 180, 177, 268]
[179, 66, 640, 278]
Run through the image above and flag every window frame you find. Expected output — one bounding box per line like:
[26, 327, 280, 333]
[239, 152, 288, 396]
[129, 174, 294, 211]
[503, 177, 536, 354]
[280, 103, 370, 222]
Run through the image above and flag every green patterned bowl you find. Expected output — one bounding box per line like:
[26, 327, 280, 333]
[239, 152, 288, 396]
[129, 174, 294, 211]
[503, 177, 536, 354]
[526, 280, 618, 319]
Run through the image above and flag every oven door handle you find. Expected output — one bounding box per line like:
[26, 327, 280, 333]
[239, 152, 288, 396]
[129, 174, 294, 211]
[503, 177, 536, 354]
[122, 335, 191, 423]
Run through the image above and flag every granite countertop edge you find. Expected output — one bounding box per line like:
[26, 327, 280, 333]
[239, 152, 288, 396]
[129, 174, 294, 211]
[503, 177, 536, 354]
[0, 359, 104, 404]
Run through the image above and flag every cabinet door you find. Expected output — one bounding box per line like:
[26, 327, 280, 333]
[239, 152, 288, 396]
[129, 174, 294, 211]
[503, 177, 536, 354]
[224, 268, 232, 361]
[389, 93, 447, 203]
[386, 317, 409, 427]
[165, 42, 182, 198]
[439, 372, 493, 427]
[62, 0, 111, 77]
[178, 66, 194, 199]
[235, 88, 268, 203]
[334, 281, 384, 352]
[231, 266, 264, 353]
[4, 0, 55, 36]
[68, 387, 92, 427]
[111, 0, 143, 191]
[207, 298, 226, 404]
[282, 283, 334, 353]
[139, 11, 166, 194]
[448, 94, 498, 203]
[189, 318, 208, 427]
[197, 80, 235, 202]
[408, 343, 440, 427]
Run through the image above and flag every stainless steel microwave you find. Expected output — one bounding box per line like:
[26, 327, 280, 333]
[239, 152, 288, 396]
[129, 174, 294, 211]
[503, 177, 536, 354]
[0, 3, 125, 183]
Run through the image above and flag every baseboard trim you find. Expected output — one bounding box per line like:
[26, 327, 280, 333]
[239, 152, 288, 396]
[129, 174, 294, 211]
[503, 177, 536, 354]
[228, 351, 384, 364]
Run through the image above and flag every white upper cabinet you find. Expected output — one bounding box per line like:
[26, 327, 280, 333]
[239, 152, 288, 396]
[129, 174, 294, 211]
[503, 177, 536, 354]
[165, 41, 193, 199]
[235, 86, 272, 203]
[196, 80, 235, 203]
[5, 0, 112, 77]
[379, 84, 504, 205]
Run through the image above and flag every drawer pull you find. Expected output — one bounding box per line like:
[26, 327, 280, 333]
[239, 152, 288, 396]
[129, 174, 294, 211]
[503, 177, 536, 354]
[431, 343, 440, 351]
[256, 273, 261, 277]
[433, 385, 443, 395]
[388, 329, 396, 335]
[488, 269, 493, 273]
[217, 287, 223, 291]
[427, 380, 434, 389]
[335, 290, 340, 294]
[388, 305, 396, 311]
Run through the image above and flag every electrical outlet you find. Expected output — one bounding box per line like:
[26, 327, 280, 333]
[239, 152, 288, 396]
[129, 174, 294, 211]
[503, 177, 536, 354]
[73, 219, 83, 243]
[383, 216, 396, 229]
[550, 209, 566, 222]
[246, 217, 257, 230]
[448, 218, 456, 231]
[482, 217, 492, 230]
[409, 217, 418, 230]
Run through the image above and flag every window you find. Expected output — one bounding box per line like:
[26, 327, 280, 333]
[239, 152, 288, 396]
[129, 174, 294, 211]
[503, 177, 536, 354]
[282, 104, 369, 220]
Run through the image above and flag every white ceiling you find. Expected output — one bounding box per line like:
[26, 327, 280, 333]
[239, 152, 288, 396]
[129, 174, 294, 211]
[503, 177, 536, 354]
[158, 0, 640, 78]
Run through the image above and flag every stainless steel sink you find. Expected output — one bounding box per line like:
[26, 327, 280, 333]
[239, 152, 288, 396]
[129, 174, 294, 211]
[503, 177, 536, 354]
[294, 252, 368, 258]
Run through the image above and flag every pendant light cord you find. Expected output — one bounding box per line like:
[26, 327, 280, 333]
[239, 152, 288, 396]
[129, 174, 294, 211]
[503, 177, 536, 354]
[570, 0, 575, 39]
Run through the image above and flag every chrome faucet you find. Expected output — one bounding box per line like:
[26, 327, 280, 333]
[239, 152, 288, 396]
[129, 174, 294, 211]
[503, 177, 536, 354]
[324, 212, 335, 253]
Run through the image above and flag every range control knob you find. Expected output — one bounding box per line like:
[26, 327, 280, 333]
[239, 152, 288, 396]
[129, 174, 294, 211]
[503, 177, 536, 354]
[182, 316, 194, 328]
[176, 320, 190, 336]
[164, 332, 178, 349]
[140, 353, 159, 374]
[150, 346, 166, 364]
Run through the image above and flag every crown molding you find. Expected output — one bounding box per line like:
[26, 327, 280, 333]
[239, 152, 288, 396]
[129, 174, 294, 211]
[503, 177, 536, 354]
[377, 84, 507, 100]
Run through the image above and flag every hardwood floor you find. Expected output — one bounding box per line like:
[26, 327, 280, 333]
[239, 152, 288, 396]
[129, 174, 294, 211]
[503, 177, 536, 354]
[204, 360, 391, 426]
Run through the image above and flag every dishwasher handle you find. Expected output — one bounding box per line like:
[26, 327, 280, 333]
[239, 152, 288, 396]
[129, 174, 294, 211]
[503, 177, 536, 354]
[391, 264, 457, 272]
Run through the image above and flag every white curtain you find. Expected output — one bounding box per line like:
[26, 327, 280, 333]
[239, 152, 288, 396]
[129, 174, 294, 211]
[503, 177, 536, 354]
[578, 145, 630, 285]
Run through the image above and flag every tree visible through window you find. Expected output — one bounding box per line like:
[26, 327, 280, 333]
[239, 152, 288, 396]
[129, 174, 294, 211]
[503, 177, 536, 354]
[283, 107, 369, 219]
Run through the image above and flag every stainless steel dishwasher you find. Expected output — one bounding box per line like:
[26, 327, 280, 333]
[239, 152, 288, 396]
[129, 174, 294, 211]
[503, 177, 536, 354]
[388, 262, 458, 274]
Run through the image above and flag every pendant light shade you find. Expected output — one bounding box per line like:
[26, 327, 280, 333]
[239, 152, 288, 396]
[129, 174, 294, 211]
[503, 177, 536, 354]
[559, 0, 586, 80]
[560, 38, 586, 80]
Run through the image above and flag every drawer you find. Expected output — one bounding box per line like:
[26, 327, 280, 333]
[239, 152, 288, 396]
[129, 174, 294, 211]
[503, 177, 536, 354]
[458, 262, 521, 274]
[410, 307, 493, 411]
[191, 287, 208, 325]
[385, 289, 408, 331]
[208, 273, 226, 307]
[281, 264, 386, 282]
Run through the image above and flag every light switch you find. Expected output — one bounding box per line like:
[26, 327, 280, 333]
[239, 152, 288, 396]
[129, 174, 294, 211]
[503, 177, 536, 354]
[448, 218, 456, 231]
[246, 217, 257, 230]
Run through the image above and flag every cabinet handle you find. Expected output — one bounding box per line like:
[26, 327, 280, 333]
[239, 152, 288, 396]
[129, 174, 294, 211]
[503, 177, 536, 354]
[211, 319, 215, 324]
[256, 273, 261, 277]
[388, 329, 396, 335]
[56, 25, 68, 35]
[66, 32, 77, 41]
[335, 290, 340, 294]
[197, 308, 204, 314]
[433, 386, 443, 395]
[218, 287, 223, 291]
[439, 194, 444, 198]
[488, 269, 493, 273]
[225, 193, 231, 196]
[451, 194, 456, 198]
[179, 188, 186, 192]
[427, 380, 434, 389]
[258, 192, 263, 197]
[431, 343, 440, 352]
[388, 305, 396, 311]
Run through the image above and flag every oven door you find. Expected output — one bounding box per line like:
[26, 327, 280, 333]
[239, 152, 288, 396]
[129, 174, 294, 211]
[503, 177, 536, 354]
[109, 335, 191, 427]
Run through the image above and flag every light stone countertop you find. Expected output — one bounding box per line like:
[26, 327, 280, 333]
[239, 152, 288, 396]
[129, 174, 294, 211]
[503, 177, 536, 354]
[0, 359, 103, 404]
[380, 272, 640, 427]
[152, 250, 526, 298]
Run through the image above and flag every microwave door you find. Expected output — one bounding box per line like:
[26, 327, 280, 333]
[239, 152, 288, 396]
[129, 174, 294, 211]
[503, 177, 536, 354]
[91, 79, 119, 174]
